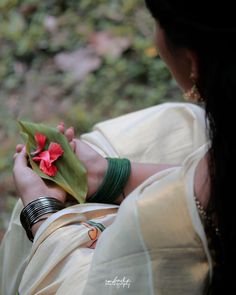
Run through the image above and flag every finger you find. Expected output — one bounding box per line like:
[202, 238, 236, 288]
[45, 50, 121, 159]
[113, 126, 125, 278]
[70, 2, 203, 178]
[70, 140, 76, 152]
[13, 146, 28, 168]
[13, 151, 24, 161]
[14, 144, 26, 160]
[16, 144, 24, 153]
[65, 127, 75, 142]
[57, 122, 65, 134]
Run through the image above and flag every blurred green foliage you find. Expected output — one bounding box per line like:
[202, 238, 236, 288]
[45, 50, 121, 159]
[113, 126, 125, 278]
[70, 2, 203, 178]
[0, 0, 182, 229]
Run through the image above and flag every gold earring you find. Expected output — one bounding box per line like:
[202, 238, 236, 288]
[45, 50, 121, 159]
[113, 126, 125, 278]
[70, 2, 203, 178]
[183, 73, 203, 102]
[184, 84, 203, 102]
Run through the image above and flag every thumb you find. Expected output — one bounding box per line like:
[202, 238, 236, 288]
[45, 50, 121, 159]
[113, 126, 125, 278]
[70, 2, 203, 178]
[14, 146, 28, 169]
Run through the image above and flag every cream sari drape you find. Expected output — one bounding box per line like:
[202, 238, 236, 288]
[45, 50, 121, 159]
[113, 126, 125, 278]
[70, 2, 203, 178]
[0, 102, 211, 295]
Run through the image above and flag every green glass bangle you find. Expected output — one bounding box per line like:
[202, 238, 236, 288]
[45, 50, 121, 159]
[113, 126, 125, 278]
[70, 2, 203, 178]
[87, 158, 131, 204]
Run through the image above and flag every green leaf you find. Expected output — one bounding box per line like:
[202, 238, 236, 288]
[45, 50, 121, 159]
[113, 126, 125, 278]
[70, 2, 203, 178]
[18, 120, 88, 204]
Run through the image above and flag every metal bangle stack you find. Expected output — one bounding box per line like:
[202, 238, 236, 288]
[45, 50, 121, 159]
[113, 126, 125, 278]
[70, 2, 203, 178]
[20, 196, 66, 242]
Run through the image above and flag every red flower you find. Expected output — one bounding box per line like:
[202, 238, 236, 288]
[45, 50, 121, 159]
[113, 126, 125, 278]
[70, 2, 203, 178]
[32, 136, 64, 177]
[31, 133, 47, 156]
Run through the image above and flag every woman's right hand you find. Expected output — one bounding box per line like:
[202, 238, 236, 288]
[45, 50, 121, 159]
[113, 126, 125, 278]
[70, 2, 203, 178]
[13, 145, 66, 207]
[57, 122, 108, 199]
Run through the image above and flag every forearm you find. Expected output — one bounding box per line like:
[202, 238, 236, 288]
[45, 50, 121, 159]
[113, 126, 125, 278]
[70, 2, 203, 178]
[126, 162, 177, 195]
[115, 162, 178, 204]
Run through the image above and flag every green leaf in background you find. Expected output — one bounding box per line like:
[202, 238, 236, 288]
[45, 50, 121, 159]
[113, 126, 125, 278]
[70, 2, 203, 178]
[18, 120, 88, 204]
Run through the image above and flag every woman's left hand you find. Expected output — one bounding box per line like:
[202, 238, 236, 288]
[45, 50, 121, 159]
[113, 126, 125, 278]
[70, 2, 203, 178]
[13, 144, 66, 207]
[57, 123, 108, 199]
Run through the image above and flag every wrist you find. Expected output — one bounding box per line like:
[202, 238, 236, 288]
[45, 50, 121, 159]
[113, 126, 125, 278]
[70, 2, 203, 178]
[31, 213, 52, 236]
[21, 190, 65, 207]
[22, 192, 47, 207]
[86, 156, 108, 198]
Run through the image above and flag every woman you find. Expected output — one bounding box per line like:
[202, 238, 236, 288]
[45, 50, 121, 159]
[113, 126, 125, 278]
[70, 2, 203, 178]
[1, 0, 235, 294]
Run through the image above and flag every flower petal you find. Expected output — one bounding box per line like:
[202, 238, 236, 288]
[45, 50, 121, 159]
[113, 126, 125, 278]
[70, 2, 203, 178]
[32, 156, 41, 162]
[31, 133, 47, 156]
[34, 150, 50, 162]
[39, 160, 58, 176]
[35, 133, 47, 148]
[48, 142, 64, 162]
[32, 146, 61, 177]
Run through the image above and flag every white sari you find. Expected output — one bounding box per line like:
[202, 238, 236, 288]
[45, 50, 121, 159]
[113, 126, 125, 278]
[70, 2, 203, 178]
[0, 102, 211, 294]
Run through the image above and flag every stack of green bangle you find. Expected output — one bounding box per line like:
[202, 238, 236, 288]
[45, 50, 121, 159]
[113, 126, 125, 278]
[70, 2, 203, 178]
[87, 158, 131, 204]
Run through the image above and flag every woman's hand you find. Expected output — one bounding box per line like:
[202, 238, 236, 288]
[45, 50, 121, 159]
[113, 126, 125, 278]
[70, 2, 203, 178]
[13, 145, 66, 207]
[57, 122, 108, 199]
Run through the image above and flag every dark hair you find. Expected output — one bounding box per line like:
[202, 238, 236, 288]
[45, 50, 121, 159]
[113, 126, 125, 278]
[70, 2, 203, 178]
[145, 0, 236, 294]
